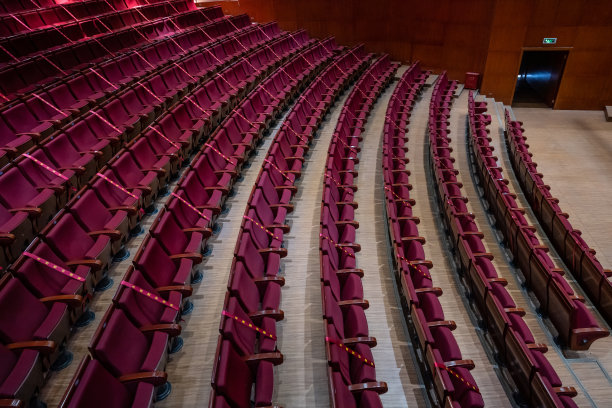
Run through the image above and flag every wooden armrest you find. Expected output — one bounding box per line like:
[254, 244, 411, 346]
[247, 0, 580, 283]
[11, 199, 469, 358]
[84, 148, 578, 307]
[66, 258, 103, 271]
[338, 299, 369, 309]
[143, 168, 166, 176]
[342, 337, 377, 347]
[444, 359, 475, 370]
[156, 285, 193, 297]
[169, 252, 203, 263]
[398, 216, 420, 224]
[427, 320, 457, 330]
[183, 227, 213, 237]
[244, 352, 283, 366]
[510, 207, 526, 214]
[336, 268, 364, 277]
[337, 201, 358, 209]
[505, 307, 526, 316]
[258, 247, 288, 258]
[265, 223, 290, 233]
[108, 205, 138, 216]
[39, 294, 84, 308]
[335, 220, 359, 228]
[0, 399, 22, 407]
[249, 309, 284, 321]
[405, 260, 434, 268]
[196, 205, 222, 215]
[415, 287, 443, 296]
[0, 233, 16, 244]
[8, 207, 42, 216]
[6, 340, 56, 354]
[348, 382, 388, 394]
[488, 277, 508, 286]
[400, 236, 426, 244]
[254, 276, 285, 287]
[553, 387, 577, 397]
[462, 231, 484, 238]
[520, 225, 536, 232]
[204, 186, 231, 195]
[139, 323, 181, 337]
[274, 185, 298, 193]
[88, 229, 122, 240]
[473, 252, 494, 260]
[118, 371, 167, 386]
[526, 343, 548, 353]
[269, 203, 294, 213]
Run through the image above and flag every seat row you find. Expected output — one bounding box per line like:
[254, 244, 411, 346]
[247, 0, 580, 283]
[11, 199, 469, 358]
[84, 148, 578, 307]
[383, 64, 486, 408]
[0, 0, 186, 42]
[504, 110, 612, 326]
[0, 12, 255, 167]
[0, 19, 289, 271]
[0, 0, 134, 15]
[208, 37, 346, 408]
[320, 54, 398, 408]
[466, 92, 608, 351]
[55, 35, 338, 408]
[425, 84, 579, 407]
[0, 2, 220, 96]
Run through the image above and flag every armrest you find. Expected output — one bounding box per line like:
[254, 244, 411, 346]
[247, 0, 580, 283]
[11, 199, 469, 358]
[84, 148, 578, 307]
[504, 307, 526, 316]
[335, 220, 359, 228]
[274, 185, 298, 193]
[254, 276, 286, 287]
[108, 205, 138, 216]
[156, 285, 193, 297]
[553, 387, 578, 397]
[196, 204, 222, 215]
[39, 294, 84, 308]
[427, 320, 457, 330]
[336, 268, 364, 277]
[444, 359, 475, 370]
[88, 229, 122, 241]
[415, 287, 443, 296]
[249, 309, 284, 321]
[488, 277, 508, 286]
[400, 236, 426, 244]
[139, 323, 181, 337]
[338, 299, 369, 309]
[265, 223, 290, 233]
[405, 260, 434, 268]
[169, 252, 203, 263]
[0, 233, 16, 245]
[183, 227, 213, 237]
[337, 243, 361, 252]
[342, 337, 377, 347]
[66, 258, 103, 271]
[204, 186, 231, 195]
[118, 371, 167, 386]
[526, 343, 548, 353]
[6, 340, 56, 354]
[259, 247, 288, 258]
[347, 382, 388, 394]
[270, 203, 294, 213]
[244, 352, 283, 366]
[461, 231, 484, 239]
[8, 207, 42, 216]
[398, 216, 420, 224]
[337, 201, 358, 209]
[532, 245, 549, 252]
[0, 399, 22, 407]
[473, 252, 494, 260]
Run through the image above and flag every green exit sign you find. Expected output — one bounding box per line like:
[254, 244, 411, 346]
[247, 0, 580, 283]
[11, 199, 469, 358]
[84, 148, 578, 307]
[543, 38, 557, 44]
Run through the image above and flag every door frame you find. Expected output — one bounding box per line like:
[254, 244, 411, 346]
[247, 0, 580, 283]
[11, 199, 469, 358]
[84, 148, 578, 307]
[511, 46, 572, 109]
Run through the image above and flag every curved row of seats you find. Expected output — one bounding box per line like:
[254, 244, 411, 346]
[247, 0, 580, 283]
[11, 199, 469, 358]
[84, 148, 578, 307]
[54, 27, 330, 408]
[0, 0, 112, 15]
[208, 39, 373, 408]
[0, 17, 283, 270]
[0, 21, 315, 407]
[383, 65, 485, 408]
[319, 54, 398, 408]
[0, 5, 236, 160]
[466, 92, 608, 351]
[0, 0, 192, 58]
[504, 110, 612, 326]
[0, 0, 219, 96]
[425, 86, 581, 407]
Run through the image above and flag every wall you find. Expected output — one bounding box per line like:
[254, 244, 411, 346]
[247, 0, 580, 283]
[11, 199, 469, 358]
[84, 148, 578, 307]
[200, 0, 612, 110]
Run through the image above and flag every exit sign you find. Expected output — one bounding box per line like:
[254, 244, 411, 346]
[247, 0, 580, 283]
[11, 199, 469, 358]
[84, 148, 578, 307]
[543, 38, 557, 44]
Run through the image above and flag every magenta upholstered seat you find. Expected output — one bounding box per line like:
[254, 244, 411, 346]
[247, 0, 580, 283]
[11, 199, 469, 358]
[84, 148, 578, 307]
[133, 238, 194, 288]
[60, 357, 155, 408]
[150, 210, 208, 258]
[0, 343, 44, 404]
[0, 167, 56, 224]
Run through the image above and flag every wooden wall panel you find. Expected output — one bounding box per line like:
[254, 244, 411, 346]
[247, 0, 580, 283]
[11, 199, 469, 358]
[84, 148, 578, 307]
[201, 0, 612, 110]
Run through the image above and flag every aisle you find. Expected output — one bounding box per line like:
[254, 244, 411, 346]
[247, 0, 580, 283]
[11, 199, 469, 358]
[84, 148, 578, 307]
[407, 87, 511, 406]
[350, 78, 428, 407]
[273, 90, 351, 407]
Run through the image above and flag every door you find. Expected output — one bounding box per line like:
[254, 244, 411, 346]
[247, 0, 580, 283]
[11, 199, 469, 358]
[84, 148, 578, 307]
[513, 50, 568, 108]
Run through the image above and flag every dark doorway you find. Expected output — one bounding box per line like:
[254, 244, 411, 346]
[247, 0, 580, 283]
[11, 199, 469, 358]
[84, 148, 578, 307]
[513, 50, 568, 108]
